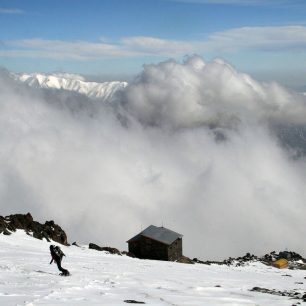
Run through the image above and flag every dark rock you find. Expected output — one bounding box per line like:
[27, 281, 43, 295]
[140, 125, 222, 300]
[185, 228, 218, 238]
[72, 242, 80, 247]
[124, 300, 145, 304]
[177, 255, 194, 264]
[193, 258, 206, 264]
[250, 287, 306, 302]
[3, 229, 11, 235]
[192, 257, 223, 265]
[89, 243, 103, 251]
[0, 217, 8, 233]
[251, 287, 261, 292]
[279, 251, 303, 261]
[0, 213, 68, 245]
[262, 251, 306, 265]
[33, 231, 44, 240]
[101, 246, 121, 255]
[197, 250, 306, 268]
[43, 220, 68, 245]
[7, 213, 33, 231]
[122, 251, 136, 258]
[282, 274, 292, 277]
[89, 243, 121, 255]
[187, 250, 306, 269]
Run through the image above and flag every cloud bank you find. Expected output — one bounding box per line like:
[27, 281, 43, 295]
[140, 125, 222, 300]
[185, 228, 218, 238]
[1, 57, 306, 259]
[119, 56, 306, 128]
[2, 26, 306, 60]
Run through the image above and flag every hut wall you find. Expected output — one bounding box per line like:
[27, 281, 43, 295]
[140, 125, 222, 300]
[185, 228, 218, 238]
[128, 240, 140, 258]
[129, 236, 169, 260]
[168, 238, 182, 261]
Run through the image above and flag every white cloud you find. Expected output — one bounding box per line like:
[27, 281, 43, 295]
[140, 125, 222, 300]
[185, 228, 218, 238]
[3, 39, 137, 60]
[207, 26, 306, 52]
[165, 0, 300, 6]
[121, 36, 196, 56]
[0, 8, 24, 14]
[1, 57, 306, 259]
[2, 26, 306, 60]
[119, 56, 306, 128]
[2, 37, 198, 60]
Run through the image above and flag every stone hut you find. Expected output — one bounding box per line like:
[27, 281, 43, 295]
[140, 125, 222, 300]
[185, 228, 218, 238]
[127, 225, 183, 261]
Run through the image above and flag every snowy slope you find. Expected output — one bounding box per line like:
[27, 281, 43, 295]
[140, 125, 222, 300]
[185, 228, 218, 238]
[11, 73, 128, 100]
[0, 231, 305, 306]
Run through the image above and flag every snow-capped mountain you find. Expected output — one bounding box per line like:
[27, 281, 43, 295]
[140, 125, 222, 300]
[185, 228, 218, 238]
[11, 72, 128, 100]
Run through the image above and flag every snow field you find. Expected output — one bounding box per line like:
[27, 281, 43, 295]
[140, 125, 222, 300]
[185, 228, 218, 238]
[0, 231, 305, 306]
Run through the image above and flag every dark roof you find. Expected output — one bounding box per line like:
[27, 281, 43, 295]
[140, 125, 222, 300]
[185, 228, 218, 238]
[127, 225, 183, 245]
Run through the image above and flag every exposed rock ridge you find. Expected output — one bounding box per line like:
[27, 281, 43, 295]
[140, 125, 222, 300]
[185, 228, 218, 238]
[0, 213, 68, 245]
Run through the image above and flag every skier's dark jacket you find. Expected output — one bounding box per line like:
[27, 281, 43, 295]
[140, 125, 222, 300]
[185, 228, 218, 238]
[50, 245, 65, 264]
[49, 245, 69, 275]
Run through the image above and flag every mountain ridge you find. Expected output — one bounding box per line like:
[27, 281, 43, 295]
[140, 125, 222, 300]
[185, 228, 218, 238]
[11, 72, 128, 100]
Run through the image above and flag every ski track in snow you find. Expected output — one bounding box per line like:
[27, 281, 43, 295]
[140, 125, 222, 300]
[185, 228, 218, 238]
[0, 231, 305, 305]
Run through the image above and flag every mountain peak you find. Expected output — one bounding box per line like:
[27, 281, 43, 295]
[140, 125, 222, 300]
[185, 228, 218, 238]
[11, 72, 128, 100]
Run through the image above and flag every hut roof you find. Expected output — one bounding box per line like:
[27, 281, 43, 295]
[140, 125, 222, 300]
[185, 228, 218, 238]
[127, 225, 183, 245]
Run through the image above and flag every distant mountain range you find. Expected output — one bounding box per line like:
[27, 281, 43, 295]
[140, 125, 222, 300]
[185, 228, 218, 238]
[11, 72, 128, 100]
[9, 71, 306, 156]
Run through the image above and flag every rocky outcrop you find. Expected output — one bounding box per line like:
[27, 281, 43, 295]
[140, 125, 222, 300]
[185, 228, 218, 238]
[193, 251, 306, 269]
[262, 251, 306, 270]
[177, 255, 194, 264]
[263, 251, 305, 262]
[89, 242, 136, 257]
[250, 287, 306, 303]
[0, 213, 68, 245]
[89, 243, 121, 255]
[122, 251, 136, 258]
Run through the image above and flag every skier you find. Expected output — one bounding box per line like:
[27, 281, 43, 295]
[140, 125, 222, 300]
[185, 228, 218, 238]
[49, 245, 70, 276]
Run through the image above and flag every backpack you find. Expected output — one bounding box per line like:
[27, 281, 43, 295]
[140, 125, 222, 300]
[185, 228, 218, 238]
[54, 246, 64, 258]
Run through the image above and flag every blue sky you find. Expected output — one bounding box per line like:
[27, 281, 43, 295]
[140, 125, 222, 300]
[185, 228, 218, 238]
[1, 0, 306, 87]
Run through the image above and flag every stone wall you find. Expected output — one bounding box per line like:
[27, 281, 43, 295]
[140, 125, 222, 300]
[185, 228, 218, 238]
[129, 236, 169, 260]
[168, 238, 182, 261]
